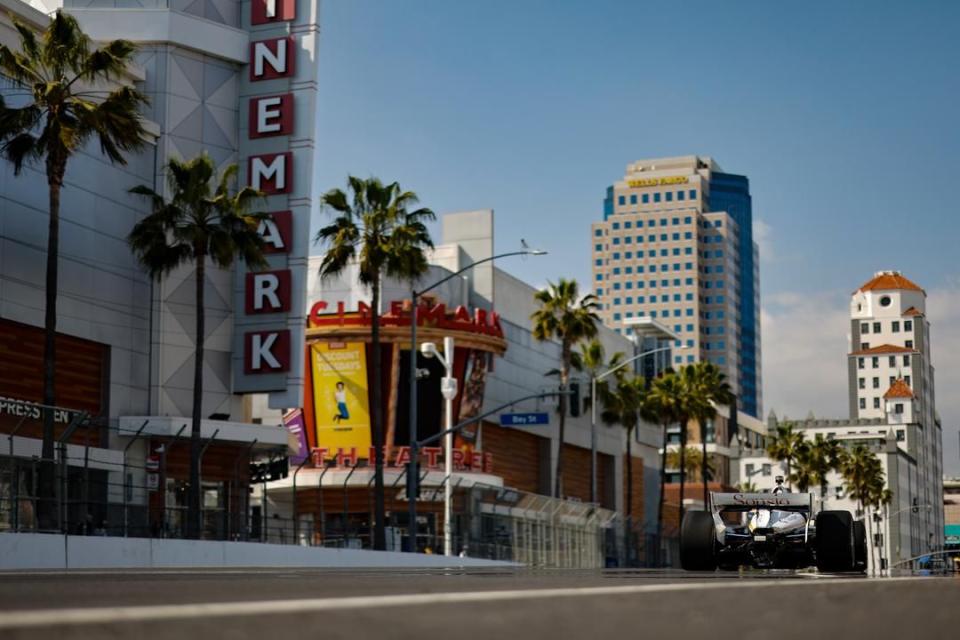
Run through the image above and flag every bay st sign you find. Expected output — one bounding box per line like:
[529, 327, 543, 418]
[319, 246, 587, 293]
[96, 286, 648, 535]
[233, 0, 320, 408]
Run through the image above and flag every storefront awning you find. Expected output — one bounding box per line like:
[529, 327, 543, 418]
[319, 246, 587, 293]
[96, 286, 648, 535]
[119, 416, 289, 451]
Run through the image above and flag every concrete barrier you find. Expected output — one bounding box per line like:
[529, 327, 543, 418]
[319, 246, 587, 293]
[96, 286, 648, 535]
[0, 533, 515, 570]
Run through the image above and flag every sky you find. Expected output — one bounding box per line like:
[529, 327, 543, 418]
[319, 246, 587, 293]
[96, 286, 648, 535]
[312, 0, 960, 474]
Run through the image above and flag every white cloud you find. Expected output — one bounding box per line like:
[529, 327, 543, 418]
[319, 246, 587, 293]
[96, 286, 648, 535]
[761, 278, 960, 476]
[753, 219, 773, 263]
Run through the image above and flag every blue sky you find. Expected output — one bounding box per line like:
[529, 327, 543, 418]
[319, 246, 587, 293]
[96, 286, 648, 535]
[313, 0, 960, 473]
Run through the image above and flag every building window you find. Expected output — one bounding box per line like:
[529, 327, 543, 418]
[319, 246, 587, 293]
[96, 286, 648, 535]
[613, 297, 621, 305]
[873, 397, 880, 409]
[861, 342, 870, 350]
[894, 403, 904, 414]
[618, 196, 625, 206]
[612, 237, 620, 245]
[858, 378, 865, 389]
[905, 375, 911, 386]
[872, 377, 879, 389]
[873, 321, 881, 333]
[861, 322, 869, 334]
[904, 320, 913, 331]
[859, 398, 866, 410]
[871, 357, 879, 368]
[858, 357, 864, 369]
[889, 356, 896, 367]
[905, 340, 913, 348]
[596, 274, 603, 281]
[630, 195, 637, 205]
[612, 222, 620, 230]
[896, 429, 905, 442]
[889, 376, 896, 386]
[666, 192, 673, 202]
[654, 193, 661, 203]
[892, 321, 900, 332]
[678, 191, 685, 201]
[613, 282, 621, 290]
[642, 194, 649, 204]
[762, 464, 771, 477]
[689, 189, 697, 199]
[903, 355, 910, 366]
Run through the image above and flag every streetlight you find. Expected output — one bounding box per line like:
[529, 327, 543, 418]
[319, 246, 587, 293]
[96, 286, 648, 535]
[407, 246, 546, 552]
[585, 316, 682, 506]
[420, 338, 457, 556]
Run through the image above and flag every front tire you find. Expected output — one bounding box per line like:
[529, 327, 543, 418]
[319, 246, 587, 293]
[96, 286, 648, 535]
[816, 510, 855, 572]
[680, 511, 717, 571]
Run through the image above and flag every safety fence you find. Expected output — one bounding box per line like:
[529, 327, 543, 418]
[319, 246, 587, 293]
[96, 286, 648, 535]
[1, 401, 679, 567]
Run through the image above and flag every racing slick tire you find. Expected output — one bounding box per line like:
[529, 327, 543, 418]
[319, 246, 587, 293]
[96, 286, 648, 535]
[816, 510, 855, 572]
[680, 511, 717, 571]
[853, 520, 867, 572]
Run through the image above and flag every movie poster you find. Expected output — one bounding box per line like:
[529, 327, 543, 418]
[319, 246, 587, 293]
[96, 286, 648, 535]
[456, 351, 488, 458]
[283, 408, 309, 466]
[311, 342, 372, 458]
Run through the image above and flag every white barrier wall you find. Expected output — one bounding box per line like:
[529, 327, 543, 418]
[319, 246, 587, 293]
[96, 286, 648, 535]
[0, 534, 515, 570]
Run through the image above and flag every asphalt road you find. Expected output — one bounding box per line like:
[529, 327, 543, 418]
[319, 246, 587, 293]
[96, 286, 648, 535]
[0, 568, 957, 640]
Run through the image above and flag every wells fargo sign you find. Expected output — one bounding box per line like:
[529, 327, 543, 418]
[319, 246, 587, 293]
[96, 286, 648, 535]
[626, 175, 690, 188]
[233, 0, 320, 408]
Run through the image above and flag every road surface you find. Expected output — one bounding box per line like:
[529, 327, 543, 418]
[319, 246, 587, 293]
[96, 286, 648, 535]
[0, 568, 957, 639]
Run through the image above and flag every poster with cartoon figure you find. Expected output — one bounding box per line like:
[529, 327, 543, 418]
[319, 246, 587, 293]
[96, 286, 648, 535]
[311, 342, 372, 457]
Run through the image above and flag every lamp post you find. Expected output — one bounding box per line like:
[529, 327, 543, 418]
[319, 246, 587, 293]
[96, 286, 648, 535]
[407, 246, 546, 552]
[589, 344, 689, 505]
[420, 338, 457, 556]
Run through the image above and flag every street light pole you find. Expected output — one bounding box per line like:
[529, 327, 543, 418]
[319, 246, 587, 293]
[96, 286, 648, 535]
[421, 338, 458, 556]
[589, 344, 685, 505]
[407, 247, 546, 552]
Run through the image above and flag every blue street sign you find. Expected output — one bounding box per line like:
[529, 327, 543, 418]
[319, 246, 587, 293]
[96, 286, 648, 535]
[500, 412, 550, 427]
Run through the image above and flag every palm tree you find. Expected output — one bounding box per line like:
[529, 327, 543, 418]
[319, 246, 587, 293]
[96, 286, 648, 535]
[665, 446, 715, 483]
[574, 339, 624, 415]
[766, 421, 805, 490]
[806, 434, 841, 503]
[531, 279, 600, 498]
[314, 176, 435, 551]
[736, 480, 758, 493]
[128, 155, 266, 538]
[681, 362, 735, 508]
[839, 443, 885, 573]
[645, 370, 683, 557]
[789, 440, 816, 492]
[0, 10, 148, 527]
[600, 374, 645, 524]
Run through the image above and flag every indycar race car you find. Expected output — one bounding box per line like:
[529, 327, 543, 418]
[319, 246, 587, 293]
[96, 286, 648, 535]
[680, 477, 867, 572]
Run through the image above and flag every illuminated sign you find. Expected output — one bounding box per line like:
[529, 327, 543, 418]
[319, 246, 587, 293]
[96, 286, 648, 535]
[626, 175, 689, 188]
[310, 446, 494, 473]
[235, 0, 320, 408]
[308, 300, 504, 338]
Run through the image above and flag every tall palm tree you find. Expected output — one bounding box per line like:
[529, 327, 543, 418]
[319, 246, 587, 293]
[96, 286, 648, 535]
[574, 338, 624, 415]
[129, 155, 266, 538]
[665, 446, 715, 483]
[600, 374, 645, 523]
[766, 421, 805, 490]
[681, 362, 735, 508]
[646, 370, 683, 557]
[839, 444, 888, 574]
[314, 176, 434, 551]
[789, 440, 817, 492]
[807, 434, 842, 503]
[531, 279, 600, 498]
[0, 10, 147, 527]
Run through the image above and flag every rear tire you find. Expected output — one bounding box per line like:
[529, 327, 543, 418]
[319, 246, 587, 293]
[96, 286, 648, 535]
[816, 510, 855, 572]
[680, 511, 717, 571]
[853, 520, 867, 572]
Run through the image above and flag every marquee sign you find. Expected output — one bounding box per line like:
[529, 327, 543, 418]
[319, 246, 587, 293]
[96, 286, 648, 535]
[233, 0, 320, 407]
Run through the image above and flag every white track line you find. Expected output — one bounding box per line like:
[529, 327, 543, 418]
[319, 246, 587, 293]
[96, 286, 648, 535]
[0, 577, 924, 629]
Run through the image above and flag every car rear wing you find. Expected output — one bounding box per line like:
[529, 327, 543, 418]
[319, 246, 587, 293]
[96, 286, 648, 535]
[711, 492, 814, 511]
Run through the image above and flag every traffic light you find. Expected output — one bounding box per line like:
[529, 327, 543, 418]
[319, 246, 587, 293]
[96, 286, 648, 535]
[569, 382, 581, 417]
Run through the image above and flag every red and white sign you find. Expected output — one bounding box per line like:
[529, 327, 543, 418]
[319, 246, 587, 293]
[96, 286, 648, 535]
[249, 94, 294, 138]
[258, 211, 293, 254]
[248, 152, 293, 194]
[249, 37, 296, 81]
[251, 0, 295, 25]
[244, 330, 291, 374]
[245, 270, 292, 314]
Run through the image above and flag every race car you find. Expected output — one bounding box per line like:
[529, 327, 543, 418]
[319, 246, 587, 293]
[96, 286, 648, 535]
[680, 477, 867, 572]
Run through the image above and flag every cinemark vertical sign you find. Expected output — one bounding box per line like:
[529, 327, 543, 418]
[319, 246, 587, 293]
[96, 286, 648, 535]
[234, 0, 320, 408]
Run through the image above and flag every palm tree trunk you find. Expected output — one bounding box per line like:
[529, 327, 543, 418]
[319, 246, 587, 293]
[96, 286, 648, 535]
[370, 280, 386, 551]
[188, 250, 205, 539]
[38, 159, 64, 531]
[656, 422, 668, 566]
[700, 419, 709, 510]
[554, 345, 570, 499]
[679, 418, 687, 522]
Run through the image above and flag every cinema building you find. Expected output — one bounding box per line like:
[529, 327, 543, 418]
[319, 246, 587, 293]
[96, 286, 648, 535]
[247, 210, 677, 565]
[0, 1, 316, 537]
